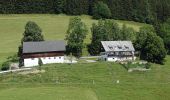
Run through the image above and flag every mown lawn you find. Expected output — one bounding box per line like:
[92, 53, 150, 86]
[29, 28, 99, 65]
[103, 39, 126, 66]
[0, 56, 170, 100]
[0, 87, 98, 100]
[0, 14, 148, 64]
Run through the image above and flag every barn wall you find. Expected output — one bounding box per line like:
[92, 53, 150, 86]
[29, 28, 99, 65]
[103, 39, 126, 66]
[24, 56, 64, 67]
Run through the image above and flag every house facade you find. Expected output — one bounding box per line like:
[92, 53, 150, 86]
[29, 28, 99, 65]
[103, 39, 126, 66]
[100, 41, 136, 62]
[22, 40, 66, 67]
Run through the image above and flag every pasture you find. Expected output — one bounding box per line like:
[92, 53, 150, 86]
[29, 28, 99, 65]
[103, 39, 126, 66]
[0, 14, 147, 64]
[1, 14, 165, 100]
[0, 56, 170, 100]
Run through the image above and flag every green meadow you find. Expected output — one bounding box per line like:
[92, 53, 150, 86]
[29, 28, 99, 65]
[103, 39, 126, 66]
[0, 14, 147, 64]
[0, 56, 170, 100]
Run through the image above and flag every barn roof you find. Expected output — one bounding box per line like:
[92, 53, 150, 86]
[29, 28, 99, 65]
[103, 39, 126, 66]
[23, 40, 66, 53]
[101, 41, 135, 52]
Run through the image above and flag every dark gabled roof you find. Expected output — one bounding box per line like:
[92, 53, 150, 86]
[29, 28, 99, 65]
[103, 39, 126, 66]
[23, 40, 66, 53]
[101, 41, 135, 52]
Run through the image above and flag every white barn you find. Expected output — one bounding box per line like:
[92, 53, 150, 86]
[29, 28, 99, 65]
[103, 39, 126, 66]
[22, 40, 66, 67]
[100, 41, 136, 62]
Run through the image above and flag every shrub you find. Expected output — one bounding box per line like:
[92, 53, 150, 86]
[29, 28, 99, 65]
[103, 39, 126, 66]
[145, 62, 151, 69]
[7, 54, 19, 62]
[1, 61, 10, 71]
[38, 58, 43, 70]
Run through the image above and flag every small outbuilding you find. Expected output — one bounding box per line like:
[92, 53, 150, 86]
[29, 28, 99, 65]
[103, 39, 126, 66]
[100, 41, 136, 62]
[22, 40, 66, 67]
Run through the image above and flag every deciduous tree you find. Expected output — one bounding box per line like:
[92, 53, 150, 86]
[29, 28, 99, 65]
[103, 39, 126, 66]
[135, 26, 166, 64]
[65, 17, 88, 58]
[18, 21, 44, 67]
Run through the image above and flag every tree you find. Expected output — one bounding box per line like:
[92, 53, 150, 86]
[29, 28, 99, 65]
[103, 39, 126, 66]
[18, 21, 44, 67]
[65, 17, 88, 58]
[88, 20, 108, 55]
[121, 24, 136, 42]
[53, 0, 65, 14]
[22, 21, 44, 42]
[92, 1, 111, 19]
[159, 18, 170, 54]
[135, 26, 167, 64]
[89, 20, 136, 55]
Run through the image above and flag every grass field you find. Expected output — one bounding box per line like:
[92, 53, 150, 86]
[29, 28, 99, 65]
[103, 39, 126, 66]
[0, 14, 148, 64]
[0, 87, 98, 100]
[0, 56, 170, 100]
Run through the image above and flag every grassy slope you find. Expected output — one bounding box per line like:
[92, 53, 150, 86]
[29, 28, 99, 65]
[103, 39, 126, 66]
[0, 87, 98, 100]
[0, 56, 170, 100]
[0, 14, 147, 64]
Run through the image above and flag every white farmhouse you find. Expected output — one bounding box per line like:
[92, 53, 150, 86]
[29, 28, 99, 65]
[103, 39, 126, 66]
[22, 40, 66, 67]
[100, 41, 136, 62]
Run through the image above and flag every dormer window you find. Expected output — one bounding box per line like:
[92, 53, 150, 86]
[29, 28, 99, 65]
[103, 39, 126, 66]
[108, 45, 113, 50]
[124, 45, 129, 49]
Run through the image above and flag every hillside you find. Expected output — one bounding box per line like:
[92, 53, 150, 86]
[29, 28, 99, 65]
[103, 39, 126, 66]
[0, 14, 148, 64]
[0, 56, 170, 100]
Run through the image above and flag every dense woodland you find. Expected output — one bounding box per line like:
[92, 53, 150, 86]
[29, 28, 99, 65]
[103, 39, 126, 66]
[0, 0, 170, 23]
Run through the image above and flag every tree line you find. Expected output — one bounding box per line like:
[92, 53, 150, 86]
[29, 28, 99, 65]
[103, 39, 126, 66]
[0, 0, 170, 23]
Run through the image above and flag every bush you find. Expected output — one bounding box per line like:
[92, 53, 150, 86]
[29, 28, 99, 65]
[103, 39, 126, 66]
[7, 54, 19, 62]
[92, 1, 111, 19]
[1, 61, 10, 71]
[145, 62, 151, 69]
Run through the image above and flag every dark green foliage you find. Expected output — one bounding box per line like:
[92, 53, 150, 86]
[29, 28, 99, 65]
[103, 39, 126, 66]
[0, 0, 170, 23]
[1, 61, 10, 71]
[38, 58, 43, 70]
[18, 21, 44, 67]
[135, 26, 167, 64]
[23, 21, 44, 42]
[89, 20, 136, 55]
[38, 58, 43, 67]
[65, 17, 88, 58]
[88, 20, 109, 55]
[145, 62, 151, 69]
[1, 54, 19, 71]
[64, 0, 89, 15]
[92, 1, 111, 19]
[7, 54, 19, 63]
[158, 18, 170, 54]
[53, 0, 65, 14]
